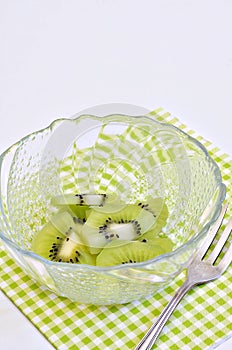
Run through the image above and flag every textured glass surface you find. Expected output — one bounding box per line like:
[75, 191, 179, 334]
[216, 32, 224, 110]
[0, 115, 226, 304]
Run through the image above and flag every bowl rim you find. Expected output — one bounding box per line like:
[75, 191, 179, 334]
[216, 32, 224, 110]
[0, 113, 226, 272]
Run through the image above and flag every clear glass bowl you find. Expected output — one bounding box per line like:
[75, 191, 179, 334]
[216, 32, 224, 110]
[0, 114, 226, 305]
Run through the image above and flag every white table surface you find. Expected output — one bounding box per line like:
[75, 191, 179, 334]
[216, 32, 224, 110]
[0, 1, 231, 349]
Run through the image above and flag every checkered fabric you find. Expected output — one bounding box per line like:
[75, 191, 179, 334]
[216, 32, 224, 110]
[0, 109, 232, 350]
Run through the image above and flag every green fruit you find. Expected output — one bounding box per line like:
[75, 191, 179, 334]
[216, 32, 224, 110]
[31, 210, 96, 265]
[81, 204, 156, 254]
[51, 192, 123, 216]
[137, 197, 168, 230]
[91, 200, 126, 214]
[96, 240, 164, 267]
[63, 205, 91, 220]
[51, 193, 115, 206]
[139, 230, 174, 254]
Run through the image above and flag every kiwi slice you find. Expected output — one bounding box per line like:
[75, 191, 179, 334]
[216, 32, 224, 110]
[51, 193, 114, 206]
[51, 192, 124, 215]
[31, 210, 96, 265]
[137, 198, 168, 233]
[96, 240, 164, 267]
[64, 204, 91, 220]
[91, 199, 126, 214]
[81, 204, 156, 254]
[139, 230, 174, 254]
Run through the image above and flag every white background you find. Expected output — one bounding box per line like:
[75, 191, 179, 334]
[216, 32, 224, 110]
[0, 1, 231, 349]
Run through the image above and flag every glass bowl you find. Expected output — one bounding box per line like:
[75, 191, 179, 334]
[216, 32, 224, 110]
[0, 113, 226, 305]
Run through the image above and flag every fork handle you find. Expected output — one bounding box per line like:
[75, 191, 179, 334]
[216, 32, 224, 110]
[134, 279, 194, 350]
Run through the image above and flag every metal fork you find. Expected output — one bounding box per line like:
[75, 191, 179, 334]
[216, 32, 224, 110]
[135, 203, 232, 350]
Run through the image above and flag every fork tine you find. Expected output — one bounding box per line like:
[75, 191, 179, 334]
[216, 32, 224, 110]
[194, 203, 228, 260]
[218, 241, 232, 274]
[207, 216, 232, 264]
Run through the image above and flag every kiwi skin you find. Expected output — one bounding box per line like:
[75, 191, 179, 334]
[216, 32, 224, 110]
[96, 240, 164, 267]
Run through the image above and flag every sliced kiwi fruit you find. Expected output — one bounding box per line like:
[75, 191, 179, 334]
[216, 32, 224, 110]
[139, 230, 174, 254]
[137, 198, 168, 233]
[31, 210, 96, 265]
[51, 193, 115, 207]
[51, 192, 124, 215]
[31, 196, 170, 266]
[96, 240, 164, 267]
[81, 204, 156, 254]
[61, 204, 91, 220]
[90, 200, 126, 214]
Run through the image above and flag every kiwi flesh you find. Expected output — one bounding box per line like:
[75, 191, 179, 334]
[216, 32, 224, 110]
[32, 195, 171, 266]
[51, 193, 115, 206]
[137, 198, 168, 232]
[81, 204, 156, 254]
[52, 192, 124, 215]
[139, 230, 174, 254]
[90, 200, 126, 214]
[32, 210, 96, 265]
[96, 240, 164, 267]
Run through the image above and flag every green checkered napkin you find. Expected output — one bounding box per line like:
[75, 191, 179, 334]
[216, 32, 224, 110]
[0, 109, 232, 350]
